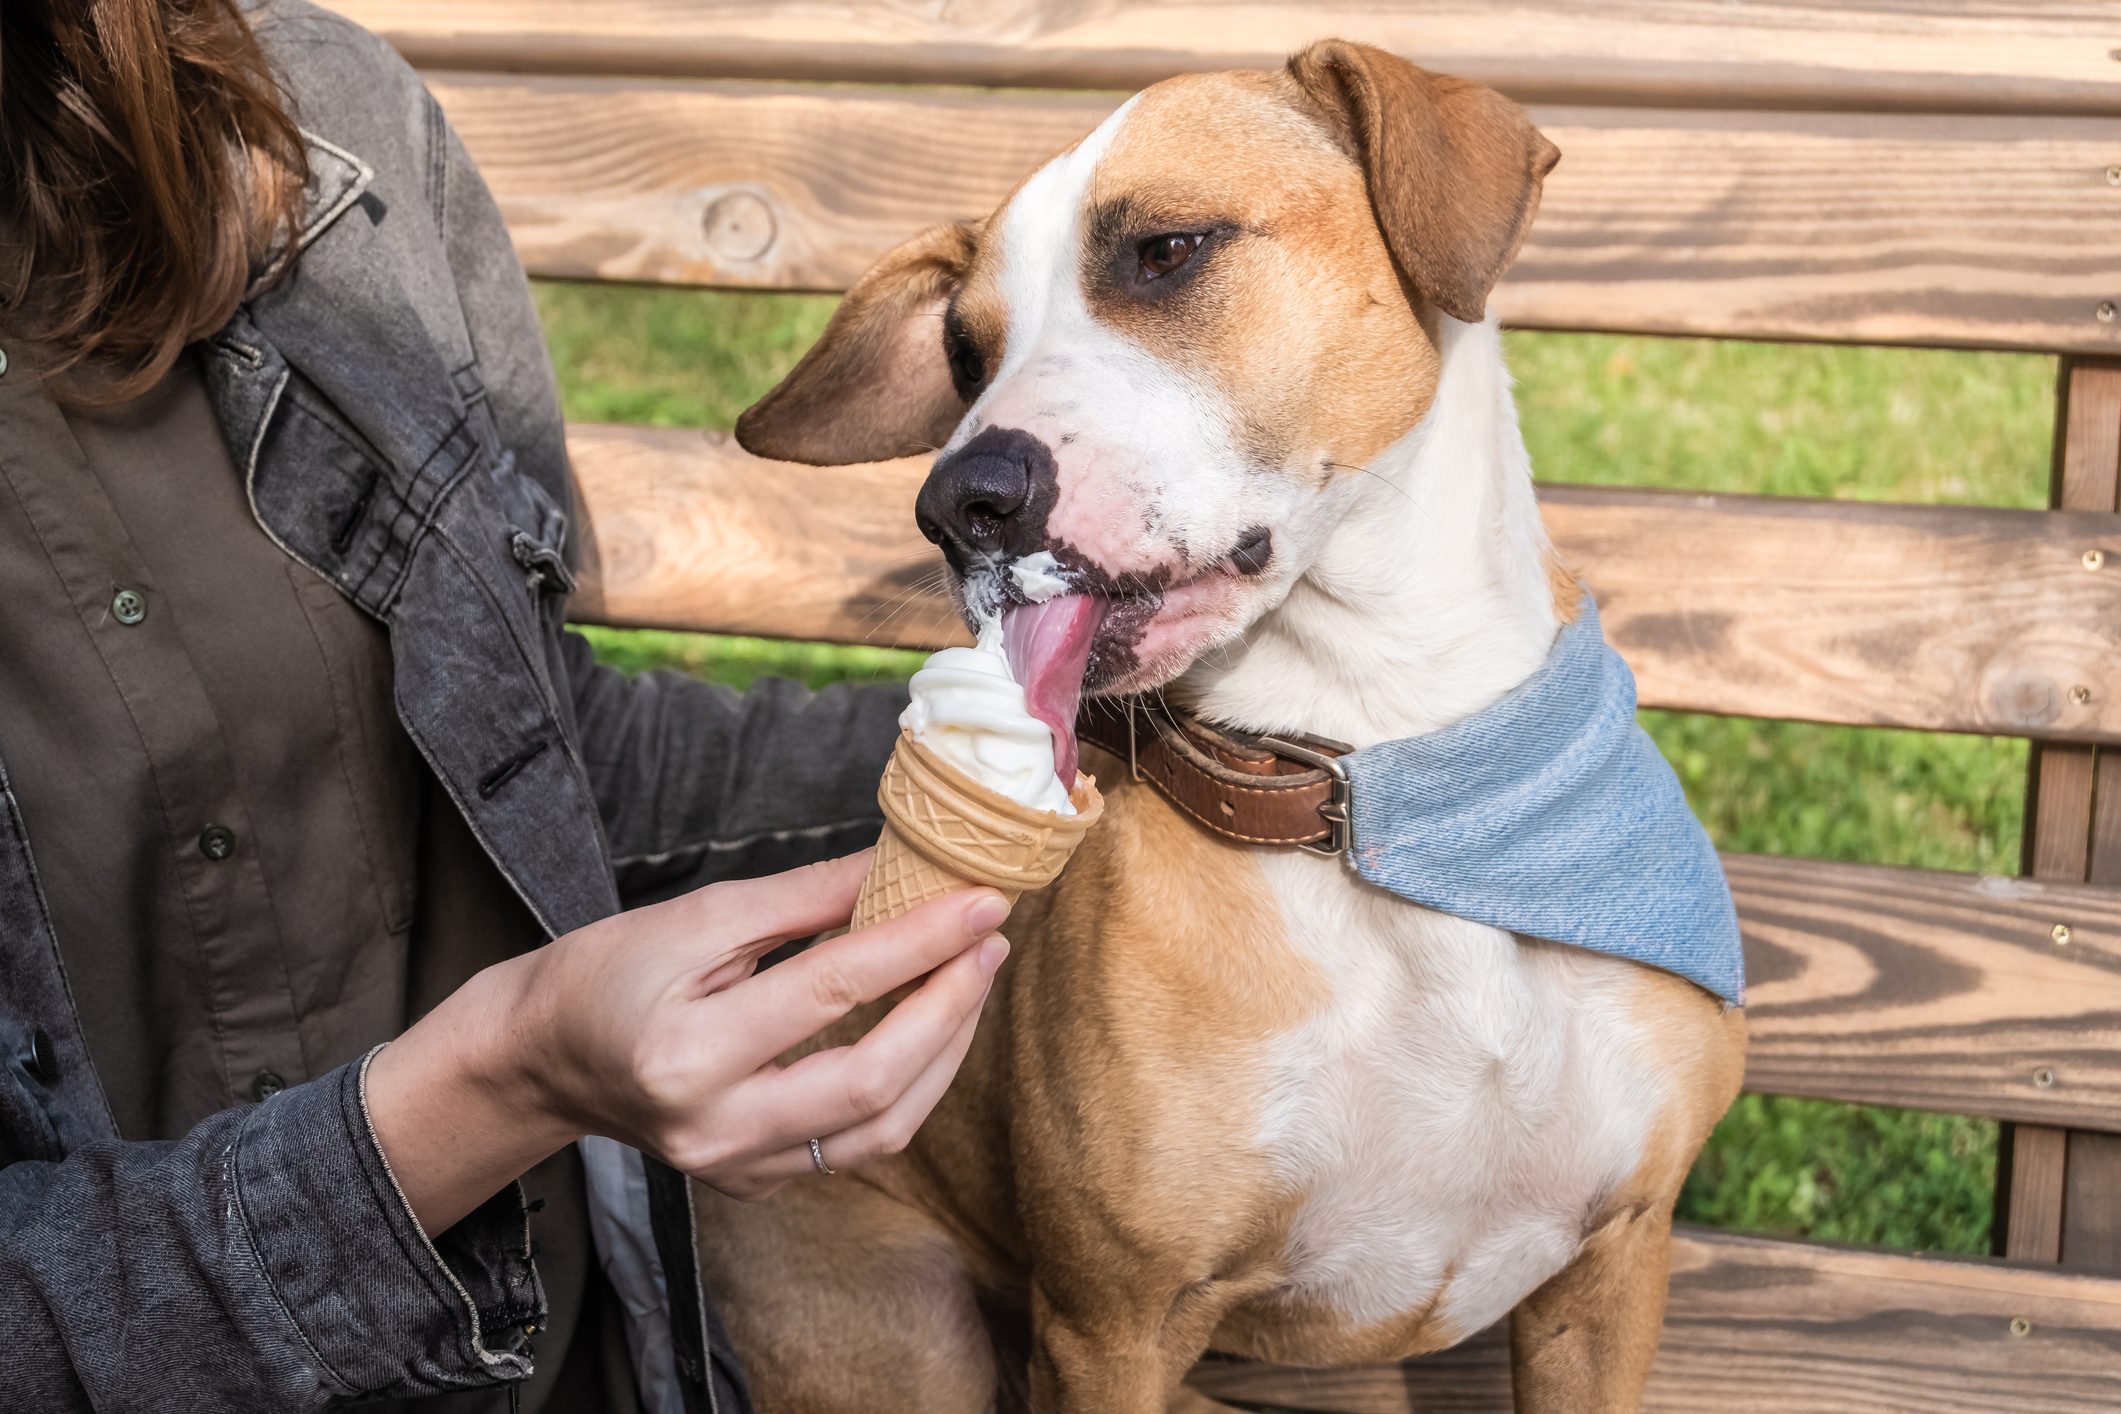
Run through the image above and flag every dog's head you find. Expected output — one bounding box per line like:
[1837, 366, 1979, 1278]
[739, 41, 1557, 778]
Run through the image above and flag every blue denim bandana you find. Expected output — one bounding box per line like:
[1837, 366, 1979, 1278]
[1343, 596, 1745, 1004]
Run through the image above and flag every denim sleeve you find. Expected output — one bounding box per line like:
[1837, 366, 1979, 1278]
[0, 1051, 542, 1410]
[561, 631, 906, 903]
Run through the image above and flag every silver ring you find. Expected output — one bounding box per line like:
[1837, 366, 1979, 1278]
[808, 1137, 836, 1176]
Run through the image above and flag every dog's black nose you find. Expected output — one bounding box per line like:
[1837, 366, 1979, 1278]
[916, 426, 1055, 558]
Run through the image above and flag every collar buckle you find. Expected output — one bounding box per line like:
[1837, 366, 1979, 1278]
[1257, 733, 1356, 857]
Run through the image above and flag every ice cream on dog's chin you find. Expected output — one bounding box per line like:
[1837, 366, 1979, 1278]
[899, 616, 1075, 816]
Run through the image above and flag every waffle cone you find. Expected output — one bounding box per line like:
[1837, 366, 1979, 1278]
[851, 730, 1103, 930]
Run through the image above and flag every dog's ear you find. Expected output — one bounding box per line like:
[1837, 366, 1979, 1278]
[1285, 40, 1559, 324]
[735, 221, 977, 466]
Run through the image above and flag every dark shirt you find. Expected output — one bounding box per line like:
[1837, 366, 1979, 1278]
[0, 346, 634, 1411]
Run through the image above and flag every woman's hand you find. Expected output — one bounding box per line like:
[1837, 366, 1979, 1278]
[365, 851, 1009, 1233]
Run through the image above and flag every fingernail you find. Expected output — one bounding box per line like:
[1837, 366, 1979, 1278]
[967, 893, 1010, 936]
[978, 936, 1011, 975]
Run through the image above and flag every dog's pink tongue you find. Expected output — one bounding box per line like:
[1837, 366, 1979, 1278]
[1002, 595, 1105, 790]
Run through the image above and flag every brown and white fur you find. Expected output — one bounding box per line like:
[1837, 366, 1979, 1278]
[706, 41, 1746, 1414]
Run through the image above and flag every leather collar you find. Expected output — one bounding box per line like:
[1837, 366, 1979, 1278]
[1076, 700, 1353, 853]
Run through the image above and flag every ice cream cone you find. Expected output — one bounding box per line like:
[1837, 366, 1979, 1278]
[851, 729, 1103, 930]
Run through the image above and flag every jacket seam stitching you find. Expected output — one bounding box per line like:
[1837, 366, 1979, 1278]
[384, 518, 609, 940]
[352, 1046, 534, 1382]
[224, 1116, 365, 1396]
[427, 508, 605, 801]
[606, 815, 882, 869]
[425, 94, 450, 234]
[295, 129, 376, 252]
[684, 1181, 717, 1414]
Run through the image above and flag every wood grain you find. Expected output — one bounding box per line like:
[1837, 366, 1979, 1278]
[2051, 362, 2121, 1276]
[337, 0, 2121, 118]
[2001, 360, 2121, 1269]
[2025, 748, 2097, 884]
[2002, 1125, 2070, 1263]
[2053, 358, 2121, 513]
[1549, 486, 2121, 741]
[1730, 855, 2121, 1130]
[564, 424, 2121, 743]
[429, 73, 2121, 355]
[566, 424, 964, 649]
[1186, 1225, 2121, 1412]
[2065, 1131, 2121, 1276]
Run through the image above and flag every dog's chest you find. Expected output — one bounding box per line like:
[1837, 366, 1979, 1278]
[1247, 851, 1668, 1341]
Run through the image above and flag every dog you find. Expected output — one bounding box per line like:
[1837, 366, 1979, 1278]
[706, 39, 1747, 1414]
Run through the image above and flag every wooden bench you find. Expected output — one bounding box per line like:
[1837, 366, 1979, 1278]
[336, 3, 2121, 1406]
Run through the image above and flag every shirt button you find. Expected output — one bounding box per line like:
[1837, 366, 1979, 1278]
[250, 1071, 285, 1102]
[198, 825, 237, 861]
[111, 588, 148, 625]
[0, 345, 10, 378]
[27, 1028, 57, 1082]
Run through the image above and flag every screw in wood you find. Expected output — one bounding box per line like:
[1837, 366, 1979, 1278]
[2087, 549, 2108, 570]
[2033, 1067, 2056, 1089]
[2102, 301, 2119, 324]
[2052, 923, 2073, 945]
[2109, 165, 2121, 185]
[2070, 685, 2094, 706]
[2010, 1317, 2033, 1338]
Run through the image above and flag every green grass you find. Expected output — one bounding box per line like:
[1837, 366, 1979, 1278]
[536, 282, 2057, 1257]
[1511, 333, 2051, 508]
[537, 282, 836, 428]
[574, 625, 922, 691]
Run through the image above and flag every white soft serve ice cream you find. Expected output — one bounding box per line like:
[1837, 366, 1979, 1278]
[899, 616, 1076, 816]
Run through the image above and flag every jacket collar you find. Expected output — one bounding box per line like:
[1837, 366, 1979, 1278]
[241, 130, 373, 296]
[296, 130, 375, 253]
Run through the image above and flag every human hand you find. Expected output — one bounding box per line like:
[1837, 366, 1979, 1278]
[367, 851, 1008, 1230]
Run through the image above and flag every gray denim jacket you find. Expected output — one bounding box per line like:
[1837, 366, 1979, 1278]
[0, 2, 902, 1407]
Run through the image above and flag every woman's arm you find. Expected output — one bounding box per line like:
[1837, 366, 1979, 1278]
[1, 855, 1006, 1408]
[0, 1054, 542, 1408]
[562, 632, 909, 903]
[365, 852, 1007, 1232]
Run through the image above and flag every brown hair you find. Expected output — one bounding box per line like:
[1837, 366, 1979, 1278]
[0, 0, 309, 404]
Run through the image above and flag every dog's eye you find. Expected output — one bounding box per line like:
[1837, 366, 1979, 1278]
[1138, 232, 1203, 280]
[946, 332, 985, 392]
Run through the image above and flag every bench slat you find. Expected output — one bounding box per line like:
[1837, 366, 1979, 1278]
[1733, 854, 2121, 1130]
[343, 1, 2120, 118]
[432, 73, 2121, 355]
[566, 424, 2121, 744]
[1187, 1225, 2121, 1412]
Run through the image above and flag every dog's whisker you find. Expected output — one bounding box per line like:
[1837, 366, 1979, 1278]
[855, 558, 970, 645]
[854, 575, 948, 640]
[863, 584, 946, 635]
[1326, 460, 1416, 506]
